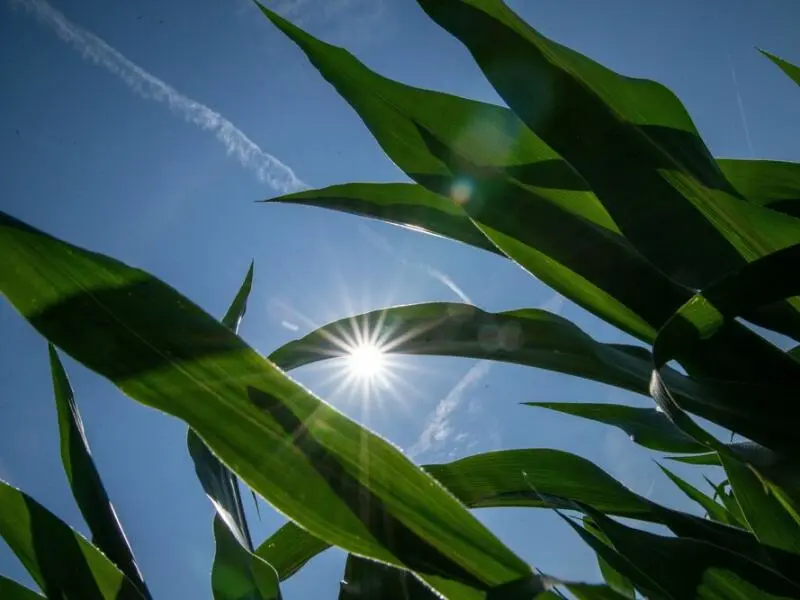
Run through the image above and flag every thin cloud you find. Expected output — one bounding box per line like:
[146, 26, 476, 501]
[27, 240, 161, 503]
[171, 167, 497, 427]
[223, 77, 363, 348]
[13, 0, 304, 193]
[408, 361, 491, 459]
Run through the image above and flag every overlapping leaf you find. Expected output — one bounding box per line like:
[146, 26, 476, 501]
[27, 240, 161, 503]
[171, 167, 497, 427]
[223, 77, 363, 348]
[0, 212, 532, 594]
[47, 345, 150, 597]
[719, 159, 800, 219]
[417, 0, 800, 307]
[0, 480, 145, 600]
[656, 464, 738, 526]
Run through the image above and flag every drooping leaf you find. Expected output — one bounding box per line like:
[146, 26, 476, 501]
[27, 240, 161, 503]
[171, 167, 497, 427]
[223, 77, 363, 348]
[582, 518, 635, 599]
[417, 0, 800, 301]
[0, 480, 145, 600]
[0, 212, 532, 594]
[719, 159, 800, 219]
[572, 505, 800, 599]
[0, 575, 46, 600]
[47, 345, 150, 597]
[656, 463, 738, 526]
[524, 402, 704, 454]
[761, 50, 800, 88]
[212, 515, 282, 600]
[255, 520, 331, 581]
[269, 301, 779, 449]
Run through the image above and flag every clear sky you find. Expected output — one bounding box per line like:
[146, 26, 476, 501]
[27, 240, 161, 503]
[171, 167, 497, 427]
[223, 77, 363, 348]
[2, 0, 799, 598]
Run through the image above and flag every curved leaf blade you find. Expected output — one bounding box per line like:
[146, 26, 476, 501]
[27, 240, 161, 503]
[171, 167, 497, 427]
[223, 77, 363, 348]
[761, 50, 800, 88]
[656, 464, 738, 526]
[48, 345, 149, 597]
[0, 480, 145, 600]
[338, 554, 440, 600]
[719, 159, 800, 219]
[0, 212, 531, 593]
[524, 402, 704, 454]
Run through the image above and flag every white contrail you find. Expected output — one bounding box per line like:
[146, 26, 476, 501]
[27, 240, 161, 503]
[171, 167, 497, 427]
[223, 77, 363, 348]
[13, 0, 305, 193]
[728, 54, 755, 158]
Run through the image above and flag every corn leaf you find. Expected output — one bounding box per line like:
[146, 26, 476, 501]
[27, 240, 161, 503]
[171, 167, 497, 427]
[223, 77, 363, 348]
[524, 402, 704, 454]
[761, 50, 800, 88]
[570, 505, 800, 599]
[0, 575, 45, 600]
[582, 518, 635, 599]
[338, 554, 440, 600]
[0, 212, 532, 594]
[0, 480, 145, 600]
[719, 159, 800, 219]
[48, 345, 150, 597]
[656, 464, 738, 526]
[417, 0, 800, 303]
[212, 515, 281, 600]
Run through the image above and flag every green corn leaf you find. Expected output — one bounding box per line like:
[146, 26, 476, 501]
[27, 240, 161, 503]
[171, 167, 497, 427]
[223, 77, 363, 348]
[269, 301, 777, 451]
[255, 3, 709, 345]
[258, 448, 800, 586]
[571, 505, 800, 599]
[417, 0, 800, 304]
[0, 480, 145, 600]
[719, 159, 800, 219]
[212, 515, 282, 600]
[48, 345, 150, 597]
[524, 402, 704, 454]
[651, 244, 800, 456]
[582, 518, 635, 599]
[563, 584, 635, 600]
[761, 50, 800, 88]
[266, 182, 502, 256]
[338, 554, 440, 600]
[656, 463, 738, 526]
[721, 455, 800, 556]
[0, 575, 45, 600]
[0, 212, 532, 594]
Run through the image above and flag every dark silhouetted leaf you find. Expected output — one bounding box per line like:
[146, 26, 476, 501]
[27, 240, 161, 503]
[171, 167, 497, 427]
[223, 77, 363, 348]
[656, 463, 738, 526]
[48, 345, 150, 597]
[719, 159, 800, 219]
[525, 402, 704, 454]
[582, 518, 635, 599]
[0, 480, 145, 600]
[0, 575, 45, 599]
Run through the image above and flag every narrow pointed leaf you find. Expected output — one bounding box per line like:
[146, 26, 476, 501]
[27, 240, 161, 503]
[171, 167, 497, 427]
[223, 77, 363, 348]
[564, 584, 634, 600]
[48, 345, 149, 597]
[761, 50, 800, 87]
[656, 463, 738, 526]
[418, 0, 800, 302]
[524, 402, 704, 454]
[0, 480, 145, 600]
[266, 182, 502, 255]
[582, 518, 635, 599]
[0, 212, 532, 593]
[212, 515, 281, 600]
[721, 455, 800, 556]
[0, 576, 46, 600]
[189, 261, 255, 551]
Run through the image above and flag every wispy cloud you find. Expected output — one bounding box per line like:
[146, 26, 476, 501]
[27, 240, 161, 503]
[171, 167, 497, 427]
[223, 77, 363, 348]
[408, 361, 491, 459]
[13, 0, 304, 193]
[357, 223, 473, 304]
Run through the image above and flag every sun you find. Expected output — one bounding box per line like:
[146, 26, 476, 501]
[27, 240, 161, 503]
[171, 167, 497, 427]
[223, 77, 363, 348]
[347, 343, 386, 379]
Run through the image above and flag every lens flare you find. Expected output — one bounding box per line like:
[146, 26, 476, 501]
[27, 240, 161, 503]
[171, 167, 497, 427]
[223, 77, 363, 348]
[347, 343, 386, 379]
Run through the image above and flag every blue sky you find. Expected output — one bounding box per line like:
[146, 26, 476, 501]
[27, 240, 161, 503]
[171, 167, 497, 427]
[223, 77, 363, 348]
[1, 0, 800, 597]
